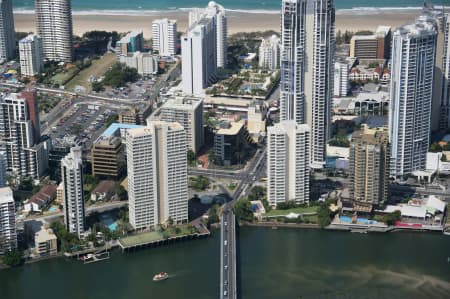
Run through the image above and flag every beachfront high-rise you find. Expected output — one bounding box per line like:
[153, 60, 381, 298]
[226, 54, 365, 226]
[0, 0, 16, 63]
[152, 19, 177, 57]
[0, 187, 17, 254]
[280, 0, 306, 124]
[189, 1, 227, 68]
[267, 121, 310, 207]
[126, 122, 188, 230]
[349, 126, 389, 211]
[280, 0, 335, 169]
[259, 35, 280, 70]
[181, 16, 217, 95]
[35, 0, 74, 62]
[0, 91, 50, 179]
[389, 17, 437, 178]
[19, 35, 44, 77]
[61, 147, 85, 238]
[423, 5, 450, 131]
[304, 0, 335, 169]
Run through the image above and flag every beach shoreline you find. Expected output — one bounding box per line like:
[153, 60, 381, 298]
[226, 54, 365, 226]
[14, 10, 421, 37]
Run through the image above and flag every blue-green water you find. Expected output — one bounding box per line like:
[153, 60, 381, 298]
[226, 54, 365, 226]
[1, 228, 450, 299]
[12, 0, 450, 14]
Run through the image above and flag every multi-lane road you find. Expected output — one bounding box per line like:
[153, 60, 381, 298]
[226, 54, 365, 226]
[220, 208, 237, 299]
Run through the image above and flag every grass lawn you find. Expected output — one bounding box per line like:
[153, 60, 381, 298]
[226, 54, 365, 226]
[66, 53, 117, 92]
[265, 206, 318, 217]
[119, 225, 198, 247]
[50, 67, 80, 86]
[119, 231, 163, 247]
[302, 215, 318, 223]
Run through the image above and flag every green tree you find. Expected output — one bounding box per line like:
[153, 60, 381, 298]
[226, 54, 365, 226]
[2, 250, 22, 267]
[114, 183, 127, 200]
[187, 150, 196, 166]
[383, 210, 401, 226]
[189, 176, 210, 191]
[233, 198, 254, 223]
[317, 204, 332, 228]
[92, 81, 104, 92]
[208, 204, 220, 225]
[429, 142, 442, 152]
[103, 63, 139, 87]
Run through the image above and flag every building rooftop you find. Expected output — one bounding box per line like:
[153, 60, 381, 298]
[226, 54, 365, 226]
[0, 187, 13, 204]
[92, 180, 116, 195]
[118, 30, 143, 44]
[94, 135, 123, 147]
[102, 123, 144, 138]
[216, 120, 245, 135]
[127, 121, 183, 138]
[162, 95, 203, 111]
[19, 34, 40, 44]
[35, 228, 57, 243]
[26, 184, 57, 206]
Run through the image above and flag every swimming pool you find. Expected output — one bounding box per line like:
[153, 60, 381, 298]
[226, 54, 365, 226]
[340, 216, 377, 225]
[48, 206, 57, 212]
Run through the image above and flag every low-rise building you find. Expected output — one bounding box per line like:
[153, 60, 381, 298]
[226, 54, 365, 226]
[333, 91, 389, 116]
[24, 184, 57, 213]
[350, 26, 392, 60]
[90, 180, 116, 202]
[349, 66, 382, 81]
[34, 227, 57, 257]
[119, 51, 158, 76]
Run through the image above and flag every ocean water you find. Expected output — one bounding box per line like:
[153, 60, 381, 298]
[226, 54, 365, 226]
[12, 0, 450, 15]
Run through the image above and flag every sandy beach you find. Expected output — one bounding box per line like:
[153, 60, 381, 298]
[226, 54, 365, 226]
[13, 10, 421, 37]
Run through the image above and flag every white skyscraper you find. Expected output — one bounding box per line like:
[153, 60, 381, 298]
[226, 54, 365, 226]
[126, 121, 188, 230]
[389, 17, 437, 177]
[0, 187, 17, 254]
[0, 0, 15, 63]
[35, 0, 74, 62]
[442, 15, 450, 130]
[421, 5, 450, 131]
[181, 17, 217, 95]
[267, 121, 310, 207]
[19, 35, 44, 77]
[280, 0, 334, 169]
[280, 0, 306, 124]
[61, 147, 85, 238]
[152, 19, 177, 57]
[334, 61, 349, 97]
[259, 35, 280, 70]
[190, 1, 227, 68]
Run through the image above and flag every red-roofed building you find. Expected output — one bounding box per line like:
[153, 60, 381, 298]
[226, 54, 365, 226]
[24, 184, 57, 212]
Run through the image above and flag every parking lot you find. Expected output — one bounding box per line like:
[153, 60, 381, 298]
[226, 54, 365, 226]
[50, 103, 118, 150]
[100, 77, 157, 101]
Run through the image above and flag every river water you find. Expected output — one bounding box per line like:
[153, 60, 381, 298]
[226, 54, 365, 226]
[1, 227, 449, 299]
